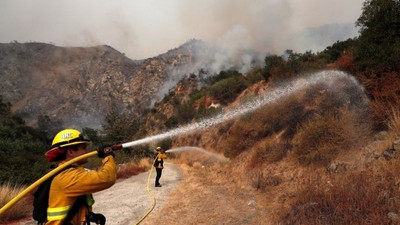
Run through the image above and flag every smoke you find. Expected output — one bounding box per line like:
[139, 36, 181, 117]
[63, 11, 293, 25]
[0, 0, 364, 60]
[152, 38, 267, 106]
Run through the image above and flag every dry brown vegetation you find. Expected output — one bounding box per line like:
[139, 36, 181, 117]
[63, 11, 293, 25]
[292, 109, 368, 166]
[0, 184, 32, 223]
[116, 158, 151, 179]
[389, 107, 400, 137]
[149, 70, 400, 224]
[363, 72, 400, 130]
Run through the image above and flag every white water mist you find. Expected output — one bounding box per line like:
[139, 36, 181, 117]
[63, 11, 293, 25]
[122, 70, 366, 149]
[165, 146, 228, 162]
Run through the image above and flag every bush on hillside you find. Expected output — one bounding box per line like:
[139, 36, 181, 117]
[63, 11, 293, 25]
[282, 165, 400, 225]
[217, 96, 301, 158]
[207, 70, 242, 85]
[163, 91, 175, 103]
[250, 95, 311, 140]
[209, 75, 249, 105]
[335, 52, 354, 71]
[175, 102, 195, 124]
[321, 39, 355, 63]
[219, 121, 258, 158]
[165, 116, 178, 129]
[291, 109, 367, 166]
[354, 0, 400, 73]
[102, 105, 142, 144]
[250, 141, 289, 167]
[189, 89, 206, 102]
[245, 68, 265, 84]
[363, 72, 400, 130]
[0, 97, 51, 185]
[264, 55, 286, 80]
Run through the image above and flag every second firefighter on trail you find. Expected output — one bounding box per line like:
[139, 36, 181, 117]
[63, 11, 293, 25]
[154, 146, 167, 187]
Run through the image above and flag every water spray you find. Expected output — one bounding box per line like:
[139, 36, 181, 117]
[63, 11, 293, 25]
[166, 146, 228, 162]
[121, 70, 366, 149]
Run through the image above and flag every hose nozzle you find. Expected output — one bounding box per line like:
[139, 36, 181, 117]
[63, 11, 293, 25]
[112, 144, 123, 150]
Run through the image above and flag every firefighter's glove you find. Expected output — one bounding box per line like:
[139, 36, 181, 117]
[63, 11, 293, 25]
[97, 145, 115, 158]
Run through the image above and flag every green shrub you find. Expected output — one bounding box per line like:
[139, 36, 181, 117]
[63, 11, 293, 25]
[175, 102, 195, 124]
[208, 70, 242, 85]
[163, 91, 175, 103]
[102, 106, 141, 144]
[321, 39, 355, 63]
[245, 68, 265, 84]
[209, 76, 248, 105]
[264, 55, 286, 80]
[190, 89, 206, 102]
[165, 116, 178, 129]
[354, 0, 400, 73]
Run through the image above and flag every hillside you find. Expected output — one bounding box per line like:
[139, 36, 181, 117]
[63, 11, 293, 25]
[1, 1, 400, 224]
[0, 41, 199, 130]
[0, 39, 265, 132]
[139, 69, 400, 225]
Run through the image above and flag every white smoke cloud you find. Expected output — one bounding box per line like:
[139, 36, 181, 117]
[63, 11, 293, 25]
[0, 0, 364, 59]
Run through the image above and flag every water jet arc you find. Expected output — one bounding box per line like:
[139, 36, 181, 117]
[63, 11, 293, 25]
[121, 70, 365, 149]
[166, 146, 228, 162]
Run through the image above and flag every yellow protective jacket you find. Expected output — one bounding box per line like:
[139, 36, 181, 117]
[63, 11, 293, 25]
[46, 156, 117, 225]
[155, 153, 167, 169]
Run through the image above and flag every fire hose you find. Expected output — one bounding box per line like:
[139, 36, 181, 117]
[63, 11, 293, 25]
[0, 142, 158, 224]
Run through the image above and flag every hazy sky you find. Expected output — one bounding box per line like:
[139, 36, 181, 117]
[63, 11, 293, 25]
[0, 0, 365, 60]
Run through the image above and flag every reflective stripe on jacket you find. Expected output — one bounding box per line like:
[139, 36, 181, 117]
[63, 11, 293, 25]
[46, 156, 117, 225]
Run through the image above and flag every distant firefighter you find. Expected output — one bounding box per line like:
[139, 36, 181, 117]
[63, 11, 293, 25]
[154, 146, 167, 187]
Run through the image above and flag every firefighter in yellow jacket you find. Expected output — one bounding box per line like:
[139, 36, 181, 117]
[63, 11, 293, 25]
[44, 129, 117, 225]
[154, 146, 167, 187]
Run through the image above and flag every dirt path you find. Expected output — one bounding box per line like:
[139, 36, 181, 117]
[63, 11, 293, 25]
[19, 163, 183, 225]
[92, 163, 183, 225]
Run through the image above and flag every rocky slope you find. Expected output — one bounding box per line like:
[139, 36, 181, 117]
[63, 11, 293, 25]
[0, 40, 200, 130]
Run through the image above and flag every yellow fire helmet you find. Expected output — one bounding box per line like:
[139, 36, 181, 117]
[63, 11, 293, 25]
[45, 129, 90, 162]
[156, 146, 162, 151]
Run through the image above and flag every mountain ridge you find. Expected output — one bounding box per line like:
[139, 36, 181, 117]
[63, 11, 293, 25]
[0, 40, 201, 129]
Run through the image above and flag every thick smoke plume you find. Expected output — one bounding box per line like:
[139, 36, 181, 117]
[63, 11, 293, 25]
[153, 38, 266, 105]
[0, 0, 364, 59]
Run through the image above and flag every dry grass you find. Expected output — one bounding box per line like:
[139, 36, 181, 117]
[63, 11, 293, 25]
[363, 72, 400, 130]
[292, 109, 370, 167]
[0, 183, 32, 222]
[117, 158, 151, 179]
[142, 162, 269, 225]
[142, 72, 399, 224]
[389, 107, 400, 137]
[250, 139, 289, 166]
[282, 159, 400, 225]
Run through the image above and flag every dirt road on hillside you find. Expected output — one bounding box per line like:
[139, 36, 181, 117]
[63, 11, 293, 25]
[20, 163, 182, 225]
[93, 163, 182, 225]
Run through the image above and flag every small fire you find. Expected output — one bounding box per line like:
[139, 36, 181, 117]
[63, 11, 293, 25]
[177, 85, 183, 92]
